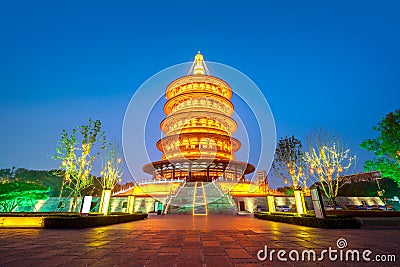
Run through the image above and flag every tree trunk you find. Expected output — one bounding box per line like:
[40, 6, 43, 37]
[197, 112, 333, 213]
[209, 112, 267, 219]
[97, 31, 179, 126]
[332, 197, 337, 211]
[71, 176, 81, 212]
[71, 191, 78, 212]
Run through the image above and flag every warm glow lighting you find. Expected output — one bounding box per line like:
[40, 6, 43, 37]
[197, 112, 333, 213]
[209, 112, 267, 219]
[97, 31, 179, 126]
[0, 217, 44, 228]
[218, 181, 269, 197]
[267, 195, 276, 213]
[142, 52, 255, 182]
[193, 52, 205, 75]
[126, 195, 135, 213]
[99, 190, 111, 215]
[193, 182, 208, 216]
[192, 182, 197, 215]
[294, 190, 307, 215]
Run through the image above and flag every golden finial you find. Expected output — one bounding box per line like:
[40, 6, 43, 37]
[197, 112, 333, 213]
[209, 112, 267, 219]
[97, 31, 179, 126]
[188, 51, 210, 75]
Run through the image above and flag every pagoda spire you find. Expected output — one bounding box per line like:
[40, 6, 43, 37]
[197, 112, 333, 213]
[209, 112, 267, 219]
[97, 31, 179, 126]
[188, 51, 210, 75]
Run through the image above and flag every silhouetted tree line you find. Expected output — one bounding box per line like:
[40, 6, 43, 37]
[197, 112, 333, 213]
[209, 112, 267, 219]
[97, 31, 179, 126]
[0, 168, 134, 198]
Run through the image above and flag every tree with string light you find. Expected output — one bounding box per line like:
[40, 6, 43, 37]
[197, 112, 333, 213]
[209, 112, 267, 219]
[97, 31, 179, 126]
[98, 143, 123, 215]
[304, 130, 356, 209]
[272, 135, 306, 189]
[272, 135, 308, 214]
[53, 118, 107, 212]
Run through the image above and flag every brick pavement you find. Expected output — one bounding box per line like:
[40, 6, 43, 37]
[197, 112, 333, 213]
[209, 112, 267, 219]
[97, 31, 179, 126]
[0, 215, 398, 267]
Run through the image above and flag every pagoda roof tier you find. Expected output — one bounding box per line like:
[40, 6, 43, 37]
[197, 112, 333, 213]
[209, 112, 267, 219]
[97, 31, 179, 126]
[164, 91, 234, 116]
[142, 159, 255, 177]
[165, 75, 233, 100]
[156, 132, 241, 153]
[160, 110, 238, 136]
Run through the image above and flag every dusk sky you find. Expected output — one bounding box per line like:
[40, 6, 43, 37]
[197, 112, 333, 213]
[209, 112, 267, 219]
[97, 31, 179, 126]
[1, 1, 399, 187]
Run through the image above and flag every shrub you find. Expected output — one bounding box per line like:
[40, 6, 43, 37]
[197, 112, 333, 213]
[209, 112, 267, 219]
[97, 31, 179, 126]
[43, 213, 147, 228]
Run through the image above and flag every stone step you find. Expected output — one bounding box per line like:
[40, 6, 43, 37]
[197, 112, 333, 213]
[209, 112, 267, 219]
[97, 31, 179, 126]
[193, 205, 207, 215]
[167, 182, 235, 215]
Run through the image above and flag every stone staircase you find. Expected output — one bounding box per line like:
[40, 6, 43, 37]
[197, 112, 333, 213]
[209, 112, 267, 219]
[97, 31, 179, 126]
[167, 182, 235, 215]
[166, 182, 195, 214]
[204, 182, 236, 215]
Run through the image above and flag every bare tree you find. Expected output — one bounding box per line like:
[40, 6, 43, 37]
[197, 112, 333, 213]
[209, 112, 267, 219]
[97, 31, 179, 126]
[304, 130, 356, 209]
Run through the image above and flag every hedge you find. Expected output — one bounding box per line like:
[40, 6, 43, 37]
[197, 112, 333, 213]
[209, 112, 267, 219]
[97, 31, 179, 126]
[325, 210, 400, 217]
[43, 213, 148, 228]
[254, 212, 360, 229]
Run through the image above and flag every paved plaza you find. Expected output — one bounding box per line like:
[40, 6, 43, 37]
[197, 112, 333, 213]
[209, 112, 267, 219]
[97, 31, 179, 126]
[0, 215, 399, 267]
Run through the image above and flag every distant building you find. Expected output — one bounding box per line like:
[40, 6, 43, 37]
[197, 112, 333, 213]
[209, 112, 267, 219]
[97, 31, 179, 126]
[257, 170, 268, 185]
[310, 171, 382, 189]
[341, 171, 381, 184]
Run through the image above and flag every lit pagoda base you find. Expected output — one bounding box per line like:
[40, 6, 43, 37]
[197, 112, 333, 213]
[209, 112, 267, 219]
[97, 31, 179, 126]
[143, 159, 255, 182]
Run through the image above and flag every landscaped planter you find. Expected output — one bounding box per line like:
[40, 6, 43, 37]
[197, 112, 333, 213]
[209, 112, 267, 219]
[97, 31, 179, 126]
[325, 210, 400, 217]
[254, 212, 360, 229]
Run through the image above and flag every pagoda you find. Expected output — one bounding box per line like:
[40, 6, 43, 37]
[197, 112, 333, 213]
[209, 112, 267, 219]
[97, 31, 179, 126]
[142, 52, 255, 182]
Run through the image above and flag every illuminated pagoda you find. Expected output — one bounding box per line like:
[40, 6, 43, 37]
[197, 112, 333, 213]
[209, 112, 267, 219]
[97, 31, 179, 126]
[142, 52, 255, 182]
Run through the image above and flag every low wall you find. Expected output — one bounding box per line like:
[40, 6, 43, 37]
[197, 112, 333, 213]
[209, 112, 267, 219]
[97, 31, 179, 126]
[134, 197, 167, 213]
[12, 196, 166, 214]
[27, 197, 129, 213]
[232, 196, 384, 212]
[9, 195, 385, 213]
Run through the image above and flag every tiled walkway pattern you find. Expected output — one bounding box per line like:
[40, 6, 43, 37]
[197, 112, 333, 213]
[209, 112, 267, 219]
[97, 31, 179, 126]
[0, 215, 398, 266]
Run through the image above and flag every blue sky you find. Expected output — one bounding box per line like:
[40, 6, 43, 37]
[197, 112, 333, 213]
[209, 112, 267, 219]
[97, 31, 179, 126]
[0, 1, 399, 187]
